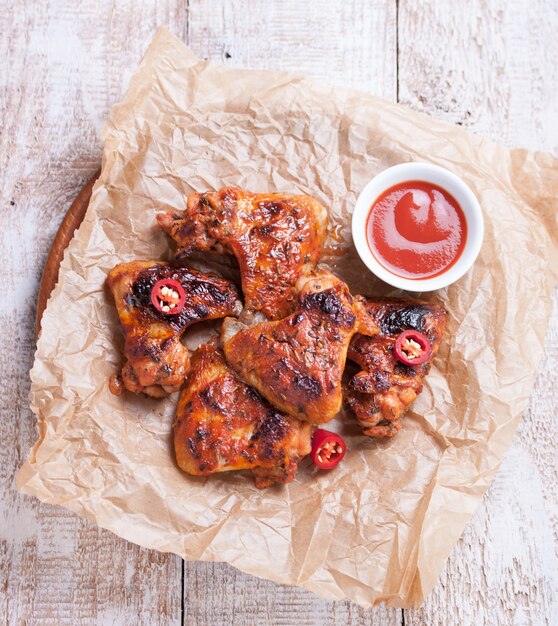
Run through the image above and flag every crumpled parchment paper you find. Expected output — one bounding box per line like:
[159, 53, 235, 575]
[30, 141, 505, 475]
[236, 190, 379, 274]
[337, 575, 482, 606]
[18, 29, 558, 607]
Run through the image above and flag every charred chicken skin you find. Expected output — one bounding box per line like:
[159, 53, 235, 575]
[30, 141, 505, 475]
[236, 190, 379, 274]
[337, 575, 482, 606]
[156, 187, 328, 320]
[346, 298, 447, 438]
[107, 261, 241, 398]
[174, 341, 312, 488]
[221, 270, 368, 425]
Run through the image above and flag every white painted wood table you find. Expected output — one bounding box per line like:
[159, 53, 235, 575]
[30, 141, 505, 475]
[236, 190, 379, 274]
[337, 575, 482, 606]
[1, 2, 557, 624]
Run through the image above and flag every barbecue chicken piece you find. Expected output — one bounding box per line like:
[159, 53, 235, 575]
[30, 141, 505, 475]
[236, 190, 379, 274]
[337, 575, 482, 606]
[221, 270, 368, 425]
[174, 341, 312, 488]
[107, 261, 241, 398]
[346, 299, 447, 438]
[157, 187, 328, 320]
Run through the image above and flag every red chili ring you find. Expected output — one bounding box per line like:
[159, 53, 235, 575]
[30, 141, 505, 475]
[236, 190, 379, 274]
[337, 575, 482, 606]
[310, 429, 346, 470]
[150, 278, 186, 315]
[393, 330, 431, 366]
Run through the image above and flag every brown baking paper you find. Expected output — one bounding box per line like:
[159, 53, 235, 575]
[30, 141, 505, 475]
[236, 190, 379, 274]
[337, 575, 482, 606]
[18, 29, 558, 607]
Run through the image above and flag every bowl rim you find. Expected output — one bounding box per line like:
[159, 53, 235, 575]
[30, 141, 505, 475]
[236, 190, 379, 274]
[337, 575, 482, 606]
[351, 162, 484, 292]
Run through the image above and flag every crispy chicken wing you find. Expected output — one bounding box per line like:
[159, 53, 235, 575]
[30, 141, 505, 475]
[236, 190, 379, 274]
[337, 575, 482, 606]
[174, 341, 312, 488]
[107, 261, 241, 398]
[221, 270, 366, 425]
[157, 187, 328, 320]
[346, 298, 447, 438]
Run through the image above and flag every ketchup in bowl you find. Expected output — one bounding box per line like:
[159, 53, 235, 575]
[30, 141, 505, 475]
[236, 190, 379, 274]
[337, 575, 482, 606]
[366, 180, 467, 280]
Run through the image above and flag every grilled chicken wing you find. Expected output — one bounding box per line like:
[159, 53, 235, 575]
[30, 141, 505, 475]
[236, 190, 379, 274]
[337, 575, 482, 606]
[107, 261, 241, 398]
[221, 270, 366, 425]
[157, 187, 328, 320]
[346, 299, 447, 438]
[174, 341, 312, 488]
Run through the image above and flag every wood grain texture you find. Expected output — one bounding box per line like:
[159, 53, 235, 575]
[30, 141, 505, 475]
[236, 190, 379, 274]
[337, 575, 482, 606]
[0, 2, 187, 625]
[398, 2, 558, 624]
[184, 561, 399, 626]
[36, 171, 99, 336]
[2, 0, 557, 624]
[184, 2, 400, 623]
[187, 0, 397, 100]
[397, 0, 558, 152]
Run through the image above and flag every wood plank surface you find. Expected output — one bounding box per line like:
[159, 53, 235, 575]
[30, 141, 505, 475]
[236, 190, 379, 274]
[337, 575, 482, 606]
[187, 0, 397, 100]
[0, 3, 188, 625]
[398, 2, 558, 625]
[184, 561, 399, 626]
[398, 0, 558, 153]
[1, 1, 556, 625]
[184, 3, 400, 623]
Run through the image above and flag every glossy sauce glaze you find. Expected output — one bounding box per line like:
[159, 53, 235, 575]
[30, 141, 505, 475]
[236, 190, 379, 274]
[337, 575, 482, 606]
[366, 180, 467, 279]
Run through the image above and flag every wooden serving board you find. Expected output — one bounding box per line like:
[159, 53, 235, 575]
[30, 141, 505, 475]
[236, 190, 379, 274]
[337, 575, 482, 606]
[36, 171, 100, 337]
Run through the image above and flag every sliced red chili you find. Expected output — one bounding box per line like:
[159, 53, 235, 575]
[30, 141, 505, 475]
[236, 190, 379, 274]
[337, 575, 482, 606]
[310, 429, 346, 470]
[150, 278, 186, 315]
[394, 330, 431, 366]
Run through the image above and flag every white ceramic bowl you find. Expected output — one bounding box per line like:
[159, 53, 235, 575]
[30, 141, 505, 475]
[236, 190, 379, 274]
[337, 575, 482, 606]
[351, 162, 484, 292]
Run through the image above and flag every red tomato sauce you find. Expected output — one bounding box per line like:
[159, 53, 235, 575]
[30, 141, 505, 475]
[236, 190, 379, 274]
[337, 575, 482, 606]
[366, 180, 467, 279]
